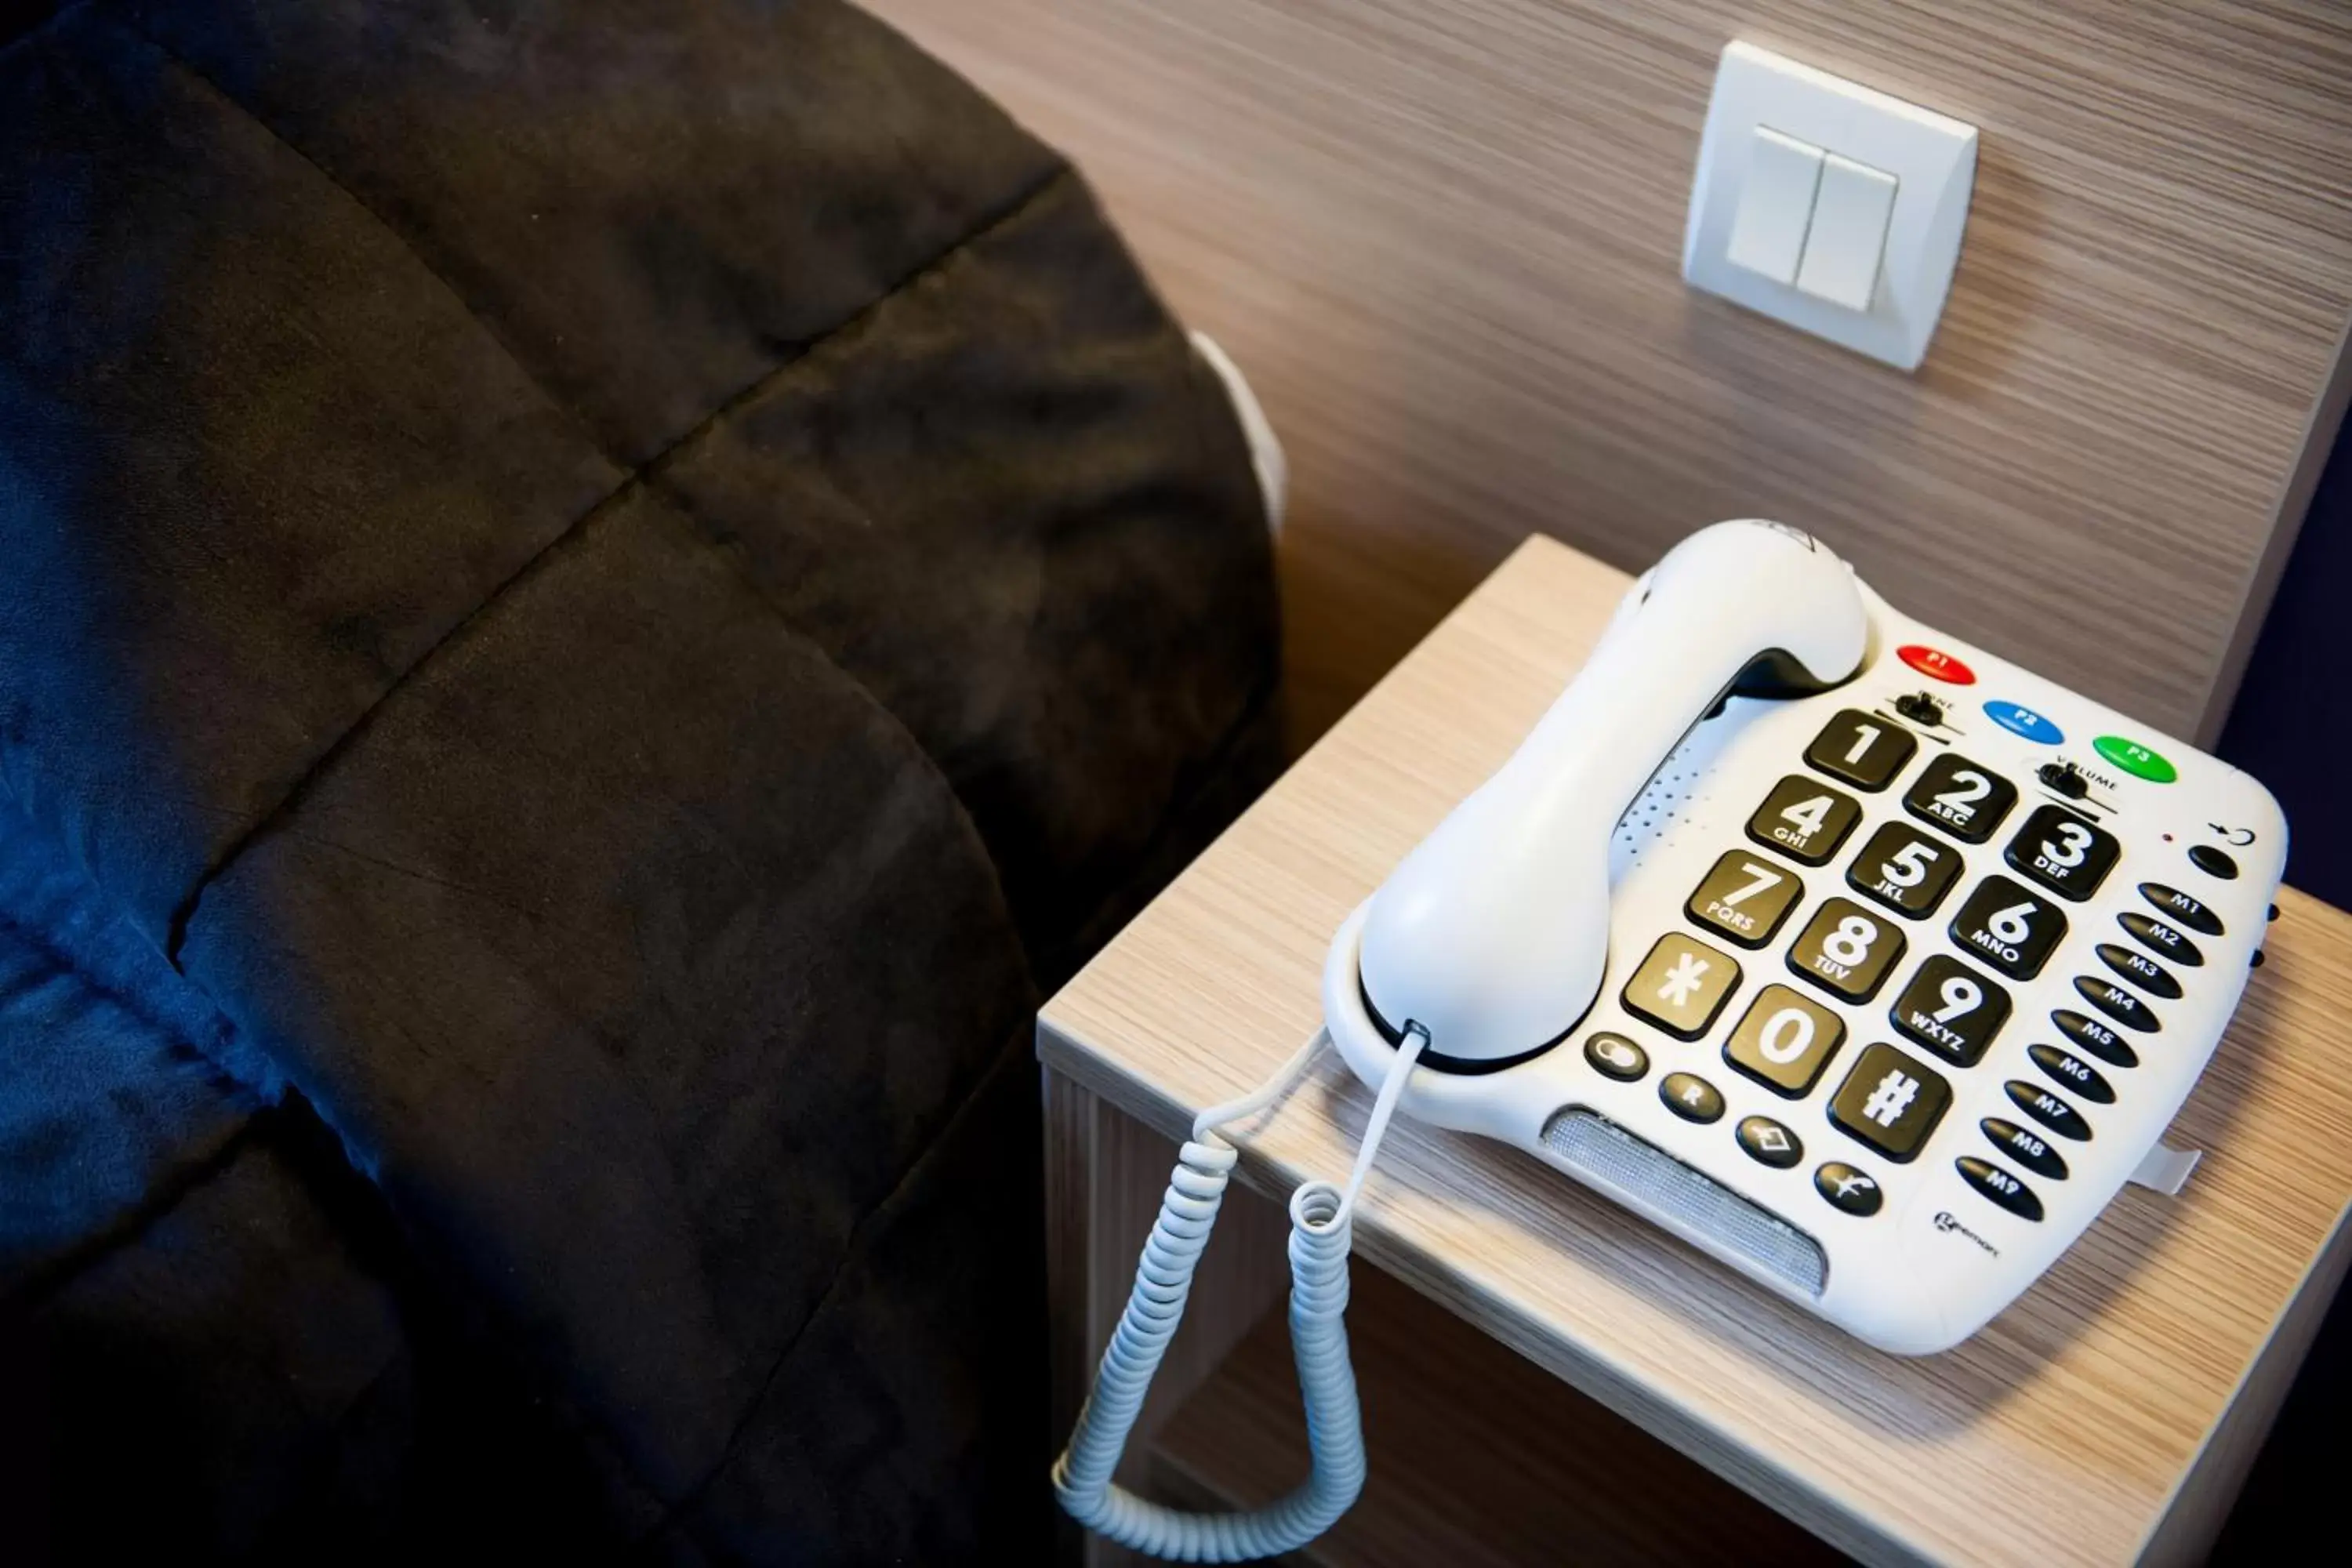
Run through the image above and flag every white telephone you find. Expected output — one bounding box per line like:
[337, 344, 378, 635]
[1058, 521, 2286, 1560]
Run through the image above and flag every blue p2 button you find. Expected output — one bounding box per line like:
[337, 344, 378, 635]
[1984, 700, 2063, 745]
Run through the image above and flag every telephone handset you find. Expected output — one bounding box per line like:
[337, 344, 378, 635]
[1061, 521, 2284, 1560]
[1360, 521, 1869, 1068]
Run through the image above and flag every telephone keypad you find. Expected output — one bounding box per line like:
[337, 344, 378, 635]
[1947, 875, 2067, 980]
[1722, 985, 1846, 1098]
[1804, 709, 1918, 792]
[1901, 752, 2017, 844]
[1621, 933, 1742, 1040]
[1686, 851, 1803, 949]
[1888, 954, 2010, 1067]
[1828, 1042, 1951, 1162]
[1787, 898, 1906, 1003]
[1745, 775, 1863, 866]
[1632, 669, 2239, 1215]
[1846, 821, 1964, 919]
[2005, 804, 2120, 902]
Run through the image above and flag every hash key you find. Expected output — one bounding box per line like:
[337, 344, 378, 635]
[1829, 1042, 1952, 1163]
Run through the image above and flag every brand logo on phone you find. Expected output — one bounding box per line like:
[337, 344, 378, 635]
[1933, 1210, 1999, 1257]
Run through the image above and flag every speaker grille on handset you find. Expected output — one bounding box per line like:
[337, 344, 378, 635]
[1538, 1109, 1828, 1298]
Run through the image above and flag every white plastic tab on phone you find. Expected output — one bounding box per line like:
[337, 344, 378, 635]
[2128, 1142, 2202, 1196]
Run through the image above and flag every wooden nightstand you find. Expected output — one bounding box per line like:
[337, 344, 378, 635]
[1040, 535, 2352, 1566]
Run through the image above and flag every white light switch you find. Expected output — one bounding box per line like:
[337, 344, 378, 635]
[1682, 42, 1978, 370]
[1795, 154, 1899, 310]
[1726, 128, 1824, 285]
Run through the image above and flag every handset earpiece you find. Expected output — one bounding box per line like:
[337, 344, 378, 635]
[1356, 521, 1870, 1067]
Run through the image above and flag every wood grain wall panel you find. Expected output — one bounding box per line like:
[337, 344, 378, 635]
[860, 0, 2352, 744]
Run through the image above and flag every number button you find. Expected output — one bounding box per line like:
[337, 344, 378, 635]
[1722, 985, 1848, 1097]
[1901, 751, 2017, 844]
[1947, 875, 2068, 980]
[1744, 775, 1863, 866]
[1828, 1041, 1952, 1162]
[1803, 708, 1919, 792]
[1621, 933, 1742, 1041]
[1888, 954, 2011, 1067]
[1786, 898, 1907, 1003]
[1686, 851, 1803, 949]
[2005, 804, 2120, 902]
[1846, 821, 1964, 919]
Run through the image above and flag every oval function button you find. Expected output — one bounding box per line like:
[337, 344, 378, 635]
[2119, 911, 2204, 967]
[1584, 1032, 1649, 1082]
[1898, 644, 1977, 685]
[2029, 1044, 2117, 1105]
[1981, 1118, 2068, 1180]
[2189, 844, 2240, 880]
[2097, 942, 2183, 1000]
[2052, 1008, 2138, 1069]
[1660, 1072, 1724, 1123]
[1984, 700, 2063, 744]
[2074, 975, 2161, 1033]
[1737, 1115, 1804, 1169]
[2092, 735, 2178, 783]
[1957, 1156, 2045, 1221]
[2005, 1080, 2092, 1142]
[1815, 1162, 1885, 1216]
[2140, 882, 2223, 936]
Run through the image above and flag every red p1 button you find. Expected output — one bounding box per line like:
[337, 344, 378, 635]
[1898, 644, 1976, 684]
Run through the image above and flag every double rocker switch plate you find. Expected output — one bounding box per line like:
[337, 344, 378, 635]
[1686, 42, 1978, 370]
[1727, 129, 1899, 312]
